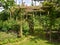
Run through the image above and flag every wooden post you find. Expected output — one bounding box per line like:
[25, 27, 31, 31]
[48, 11, 51, 42]
[17, 9, 23, 38]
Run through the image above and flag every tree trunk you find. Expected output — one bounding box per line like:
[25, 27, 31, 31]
[32, 0, 34, 6]
[17, 12, 23, 38]
[35, 1, 36, 6]
[16, 18, 23, 38]
[22, 0, 23, 4]
[20, 21, 23, 37]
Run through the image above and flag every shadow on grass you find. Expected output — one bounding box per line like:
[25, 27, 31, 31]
[30, 29, 60, 45]
[29, 36, 60, 45]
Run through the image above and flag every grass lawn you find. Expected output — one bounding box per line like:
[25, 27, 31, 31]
[0, 32, 60, 45]
[19, 36, 60, 45]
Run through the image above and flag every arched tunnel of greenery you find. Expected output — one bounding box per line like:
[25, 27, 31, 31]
[0, 0, 60, 45]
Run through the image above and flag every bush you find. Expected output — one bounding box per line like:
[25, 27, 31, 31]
[0, 10, 10, 21]
[0, 19, 20, 32]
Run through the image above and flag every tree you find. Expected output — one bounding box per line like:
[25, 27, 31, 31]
[42, 1, 56, 41]
[0, 0, 15, 19]
[11, 6, 25, 37]
[31, 0, 34, 6]
[0, 0, 24, 38]
[0, 0, 15, 9]
[34, 0, 36, 6]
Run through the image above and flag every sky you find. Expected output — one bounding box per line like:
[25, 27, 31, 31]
[16, 0, 40, 6]
[1, 0, 33, 12]
[0, 7, 4, 12]
[16, 0, 31, 6]
[0, 0, 44, 12]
